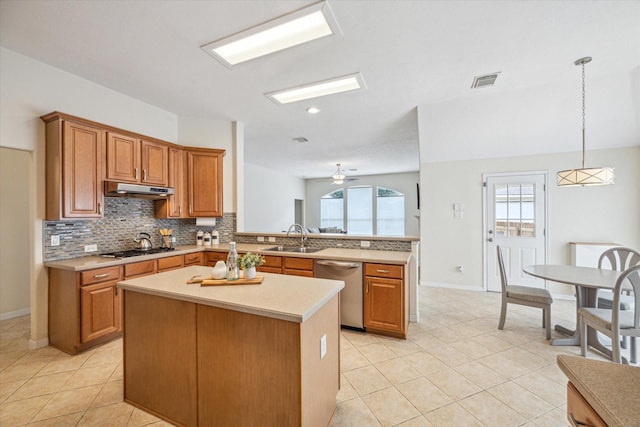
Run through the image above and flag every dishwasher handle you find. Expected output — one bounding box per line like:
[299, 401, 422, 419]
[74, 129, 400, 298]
[316, 260, 361, 269]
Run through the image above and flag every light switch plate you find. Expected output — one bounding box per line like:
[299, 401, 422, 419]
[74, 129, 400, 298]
[51, 235, 60, 246]
[360, 240, 370, 248]
[257, 236, 265, 242]
[320, 334, 327, 359]
[268, 236, 276, 242]
[84, 244, 98, 253]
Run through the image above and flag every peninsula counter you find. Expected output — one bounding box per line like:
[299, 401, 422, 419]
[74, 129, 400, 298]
[117, 266, 344, 427]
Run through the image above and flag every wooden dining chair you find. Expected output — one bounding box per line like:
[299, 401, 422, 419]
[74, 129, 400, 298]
[596, 247, 639, 357]
[579, 264, 640, 364]
[497, 245, 553, 340]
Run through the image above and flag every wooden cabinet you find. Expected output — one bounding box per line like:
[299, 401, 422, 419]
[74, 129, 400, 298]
[283, 257, 314, 277]
[566, 382, 607, 427]
[155, 147, 184, 218]
[123, 260, 157, 279]
[258, 255, 283, 274]
[186, 148, 224, 217]
[49, 265, 123, 354]
[184, 252, 203, 266]
[205, 251, 227, 266]
[106, 132, 168, 186]
[158, 255, 185, 272]
[42, 113, 105, 219]
[364, 263, 408, 338]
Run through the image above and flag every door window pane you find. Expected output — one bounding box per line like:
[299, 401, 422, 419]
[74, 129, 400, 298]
[495, 183, 536, 238]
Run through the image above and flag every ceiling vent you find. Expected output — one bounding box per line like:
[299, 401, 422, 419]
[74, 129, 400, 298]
[292, 137, 309, 143]
[471, 72, 501, 89]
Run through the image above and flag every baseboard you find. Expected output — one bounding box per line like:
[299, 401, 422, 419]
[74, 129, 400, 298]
[29, 337, 49, 350]
[0, 307, 30, 321]
[420, 281, 484, 292]
[409, 314, 419, 323]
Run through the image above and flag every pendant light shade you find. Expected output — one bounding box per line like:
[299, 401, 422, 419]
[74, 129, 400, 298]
[557, 57, 614, 187]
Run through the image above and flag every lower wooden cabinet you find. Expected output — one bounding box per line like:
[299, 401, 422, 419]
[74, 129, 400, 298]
[566, 382, 607, 427]
[205, 251, 227, 266]
[256, 255, 282, 274]
[283, 257, 314, 277]
[364, 263, 408, 338]
[80, 281, 121, 343]
[184, 252, 203, 266]
[157, 254, 184, 272]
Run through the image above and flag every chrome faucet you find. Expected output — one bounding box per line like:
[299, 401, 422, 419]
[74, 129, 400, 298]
[287, 224, 306, 248]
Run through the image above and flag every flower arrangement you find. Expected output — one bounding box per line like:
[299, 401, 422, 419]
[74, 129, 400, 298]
[238, 252, 265, 270]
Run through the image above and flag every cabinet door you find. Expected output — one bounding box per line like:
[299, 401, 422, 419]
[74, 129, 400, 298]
[364, 276, 403, 333]
[155, 147, 183, 218]
[141, 140, 168, 186]
[81, 281, 121, 343]
[187, 150, 223, 217]
[62, 121, 104, 218]
[157, 255, 184, 272]
[106, 132, 140, 183]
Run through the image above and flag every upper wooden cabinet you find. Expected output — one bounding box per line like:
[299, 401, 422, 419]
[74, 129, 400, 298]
[186, 148, 224, 217]
[154, 146, 184, 218]
[42, 113, 105, 220]
[106, 132, 168, 186]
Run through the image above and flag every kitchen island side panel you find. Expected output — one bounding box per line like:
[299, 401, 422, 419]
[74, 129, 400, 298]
[123, 291, 198, 427]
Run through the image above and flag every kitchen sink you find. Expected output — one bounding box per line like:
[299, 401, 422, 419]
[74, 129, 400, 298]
[263, 246, 324, 253]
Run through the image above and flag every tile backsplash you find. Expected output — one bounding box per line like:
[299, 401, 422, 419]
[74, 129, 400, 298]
[43, 198, 235, 261]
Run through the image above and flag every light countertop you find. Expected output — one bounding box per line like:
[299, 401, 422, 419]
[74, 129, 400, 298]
[117, 265, 344, 323]
[557, 355, 640, 427]
[45, 244, 411, 271]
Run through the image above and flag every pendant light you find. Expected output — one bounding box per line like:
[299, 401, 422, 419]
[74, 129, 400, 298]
[332, 163, 345, 184]
[557, 57, 614, 187]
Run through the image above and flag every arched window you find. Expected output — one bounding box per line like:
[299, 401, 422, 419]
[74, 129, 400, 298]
[319, 186, 405, 235]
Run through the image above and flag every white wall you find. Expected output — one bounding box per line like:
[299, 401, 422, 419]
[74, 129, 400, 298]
[244, 163, 305, 233]
[305, 172, 420, 237]
[0, 48, 234, 346]
[420, 147, 640, 295]
[0, 148, 31, 319]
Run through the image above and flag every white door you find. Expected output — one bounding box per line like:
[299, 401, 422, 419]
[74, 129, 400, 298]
[485, 173, 547, 292]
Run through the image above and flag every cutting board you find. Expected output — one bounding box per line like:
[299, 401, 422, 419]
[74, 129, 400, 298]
[187, 276, 264, 286]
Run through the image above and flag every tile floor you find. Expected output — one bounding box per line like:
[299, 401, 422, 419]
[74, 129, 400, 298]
[1, 287, 635, 426]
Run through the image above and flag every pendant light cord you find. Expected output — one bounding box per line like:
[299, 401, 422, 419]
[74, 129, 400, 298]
[581, 61, 586, 169]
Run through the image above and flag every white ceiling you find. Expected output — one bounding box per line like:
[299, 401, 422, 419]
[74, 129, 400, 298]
[1, 1, 639, 179]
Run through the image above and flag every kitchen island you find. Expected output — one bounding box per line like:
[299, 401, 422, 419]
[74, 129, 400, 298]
[117, 265, 344, 427]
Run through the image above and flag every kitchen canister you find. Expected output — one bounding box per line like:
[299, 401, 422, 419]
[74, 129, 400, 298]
[196, 230, 204, 246]
[211, 230, 219, 245]
[203, 232, 212, 246]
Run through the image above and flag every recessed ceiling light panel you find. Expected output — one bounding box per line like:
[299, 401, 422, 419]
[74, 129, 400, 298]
[201, 1, 341, 67]
[306, 107, 321, 114]
[471, 72, 501, 89]
[266, 73, 366, 104]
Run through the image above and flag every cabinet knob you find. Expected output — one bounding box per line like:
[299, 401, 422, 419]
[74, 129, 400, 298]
[98, 203, 102, 215]
[143, 169, 147, 181]
[135, 168, 139, 179]
[94, 273, 109, 279]
[377, 269, 390, 274]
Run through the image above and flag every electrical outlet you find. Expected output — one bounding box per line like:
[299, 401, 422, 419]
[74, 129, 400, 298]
[360, 240, 370, 248]
[456, 265, 464, 273]
[84, 244, 98, 253]
[320, 334, 327, 359]
[51, 235, 60, 246]
[268, 236, 276, 243]
[257, 236, 265, 242]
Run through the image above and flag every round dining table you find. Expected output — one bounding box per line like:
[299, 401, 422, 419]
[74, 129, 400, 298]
[523, 265, 627, 361]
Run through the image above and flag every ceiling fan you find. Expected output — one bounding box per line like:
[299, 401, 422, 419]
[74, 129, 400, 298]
[329, 163, 359, 185]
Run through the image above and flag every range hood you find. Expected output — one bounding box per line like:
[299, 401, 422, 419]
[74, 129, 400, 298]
[105, 181, 175, 199]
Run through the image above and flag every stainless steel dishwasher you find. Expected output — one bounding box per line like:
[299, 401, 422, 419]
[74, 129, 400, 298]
[315, 259, 364, 330]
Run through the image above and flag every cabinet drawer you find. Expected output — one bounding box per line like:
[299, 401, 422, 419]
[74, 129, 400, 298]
[262, 255, 282, 268]
[157, 255, 184, 272]
[258, 266, 282, 274]
[283, 257, 314, 271]
[365, 263, 403, 279]
[184, 253, 203, 266]
[81, 266, 121, 286]
[206, 251, 227, 266]
[567, 382, 607, 427]
[284, 269, 315, 277]
[124, 260, 157, 278]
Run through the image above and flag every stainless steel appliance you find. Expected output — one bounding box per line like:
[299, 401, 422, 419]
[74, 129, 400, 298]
[104, 181, 175, 199]
[100, 247, 175, 258]
[315, 259, 363, 330]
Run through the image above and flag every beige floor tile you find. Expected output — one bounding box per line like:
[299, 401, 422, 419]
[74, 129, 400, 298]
[377, 336, 422, 356]
[342, 330, 381, 347]
[340, 336, 355, 350]
[330, 397, 382, 427]
[90, 379, 124, 408]
[31, 384, 102, 422]
[512, 370, 567, 406]
[532, 407, 569, 427]
[340, 347, 371, 372]
[336, 374, 359, 403]
[487, 380, 555, 419]
[426, 343, 473, 367]
[127, 407, 165, 426]
[424, 367, 482, 400]
[0, 378, 26, 402]
[458, 391, 525, 426]
[498, 347, 548, 370]
[396, 377, 452, 413]
[409, 332, 446, 351]
[362, 386, 420, 427]
[78, 401, 134, 426]
[448, 339, 493, 359]
[344, 365, 391, 396]
[423, 402, 484, 427]
[453, 360, 508, 389]
[0, 394, 52, 426]
[374, 358, 421, 384]
[358, 343, 399, 364]
[476, 352, 531, 379]
[401, 352, 448, 376]
[396, 415, 434, 426]
[109, 363, 123, 382]
[36, 352, 93, 377]
[60, 363, 118, 391]
[0, 361, 48, 383]
[468, 333, 514, 352]
[26, 412, 84, 426]
[0, 350, 29, 370]
[83, 343, 122, 368]
[14, 347, 62, 365]
[6, 371, 73, 402]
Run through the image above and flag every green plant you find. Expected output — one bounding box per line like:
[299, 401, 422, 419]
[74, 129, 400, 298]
[239, 252, 265, 269]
